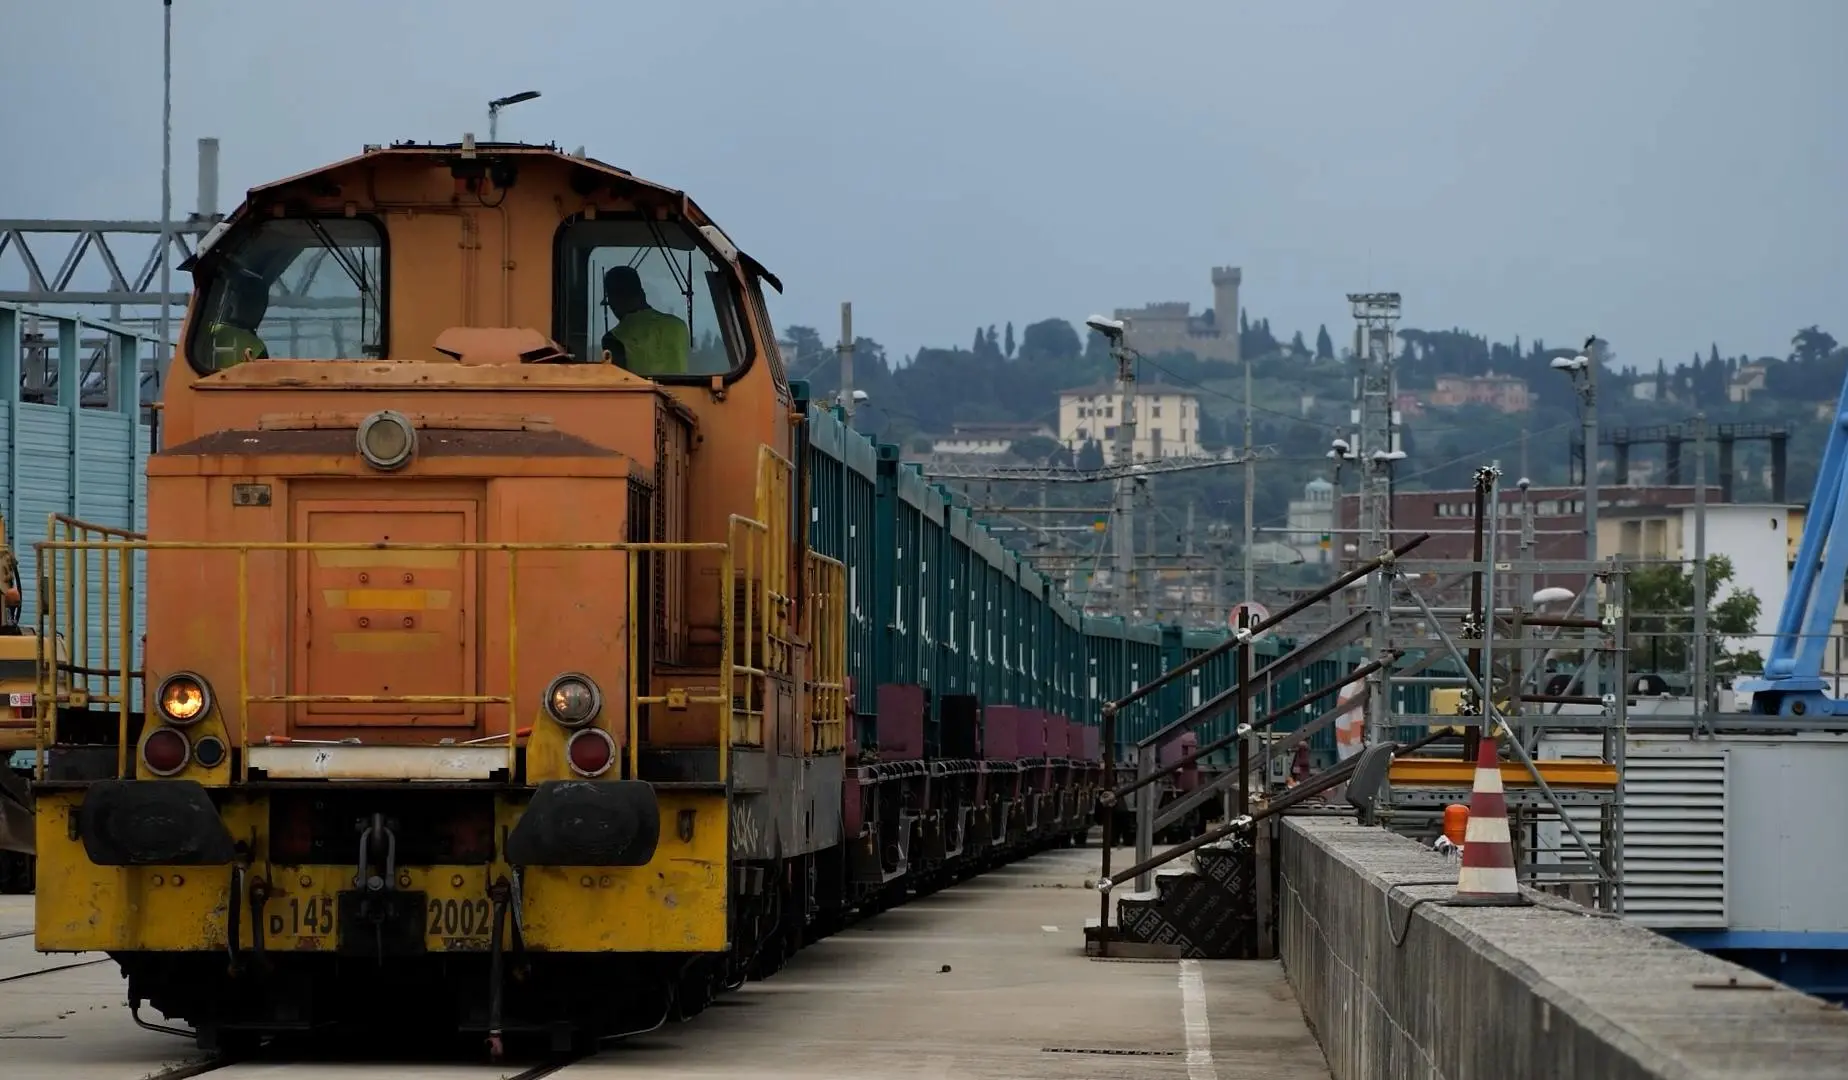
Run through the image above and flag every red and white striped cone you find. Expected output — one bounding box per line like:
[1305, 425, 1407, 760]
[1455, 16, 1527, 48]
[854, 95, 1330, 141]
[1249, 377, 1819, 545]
[1445, 730, 1529, 907]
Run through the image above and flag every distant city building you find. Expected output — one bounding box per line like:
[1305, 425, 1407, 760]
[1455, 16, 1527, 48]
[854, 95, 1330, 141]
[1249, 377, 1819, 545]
[1285, 478, 1336, 565]
[1112, 266, 1242, 364]
[1337, 483, 1724, 600]
[1428, 373, 1532, 413]
[1058, 383, 1204, 463]
[1621, 457, 1666, 485]
[929, 421, 1056, 458]
[1728, 362, 1769, 404]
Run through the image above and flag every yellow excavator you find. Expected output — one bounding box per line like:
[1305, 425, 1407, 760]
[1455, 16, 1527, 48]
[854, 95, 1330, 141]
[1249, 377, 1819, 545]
[0, 514, 62, 894]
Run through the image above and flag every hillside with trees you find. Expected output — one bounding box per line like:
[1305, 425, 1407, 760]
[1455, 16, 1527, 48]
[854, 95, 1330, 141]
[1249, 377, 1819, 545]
[780, 313, 1848, 587]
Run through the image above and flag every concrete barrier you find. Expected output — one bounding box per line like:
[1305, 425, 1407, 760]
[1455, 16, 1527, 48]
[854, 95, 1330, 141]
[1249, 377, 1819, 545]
[1279, 817, 1848, 1080]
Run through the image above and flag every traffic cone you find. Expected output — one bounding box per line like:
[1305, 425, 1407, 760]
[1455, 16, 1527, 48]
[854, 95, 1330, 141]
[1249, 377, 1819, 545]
[1445, 731, 1529, 907]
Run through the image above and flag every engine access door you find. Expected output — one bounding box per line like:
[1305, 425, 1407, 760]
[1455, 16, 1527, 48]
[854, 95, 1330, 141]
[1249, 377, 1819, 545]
[293, 499, 478, 730]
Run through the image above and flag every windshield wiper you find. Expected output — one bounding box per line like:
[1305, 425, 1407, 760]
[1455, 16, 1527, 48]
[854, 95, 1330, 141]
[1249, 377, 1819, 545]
[304, 218, 377, 306]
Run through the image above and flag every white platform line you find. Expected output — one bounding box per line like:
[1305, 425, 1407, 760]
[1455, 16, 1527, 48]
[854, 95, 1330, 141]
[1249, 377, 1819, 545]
[1041, 924, 1059, 932]
[1178, 957, 1217, 1080]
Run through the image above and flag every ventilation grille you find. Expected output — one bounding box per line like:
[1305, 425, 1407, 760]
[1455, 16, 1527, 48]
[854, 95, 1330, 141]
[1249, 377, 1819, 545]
[1552, 750, 1729, 928]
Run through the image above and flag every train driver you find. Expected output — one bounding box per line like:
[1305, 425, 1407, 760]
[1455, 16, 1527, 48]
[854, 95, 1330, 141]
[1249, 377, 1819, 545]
[599, 265, 689, 376]
[207, 271, 272, 369]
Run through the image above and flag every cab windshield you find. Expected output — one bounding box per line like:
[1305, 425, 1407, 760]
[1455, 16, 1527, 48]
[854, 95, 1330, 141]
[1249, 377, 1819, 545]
[553, 217, 747, 378]
[185, 216, 386, 374]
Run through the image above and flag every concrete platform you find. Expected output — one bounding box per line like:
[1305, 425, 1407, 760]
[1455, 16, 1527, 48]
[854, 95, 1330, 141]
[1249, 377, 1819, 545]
[0, 848, 1331, 1080]
[573, 845, 1330, 1079]
[1283, 818, 1848, 1080]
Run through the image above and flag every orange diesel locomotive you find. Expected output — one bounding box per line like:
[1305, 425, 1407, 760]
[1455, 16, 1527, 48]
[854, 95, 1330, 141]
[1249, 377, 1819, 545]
[27, 139, 1116, 1054]
[30, 139, 853, 1051]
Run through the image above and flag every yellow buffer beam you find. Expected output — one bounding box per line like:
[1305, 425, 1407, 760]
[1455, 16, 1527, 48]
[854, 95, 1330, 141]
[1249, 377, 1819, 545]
[1388, 757, 1619, 789]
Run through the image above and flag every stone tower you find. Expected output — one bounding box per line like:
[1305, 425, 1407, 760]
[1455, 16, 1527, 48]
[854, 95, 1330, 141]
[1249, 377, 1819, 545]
[1211, 266, 1242, 365]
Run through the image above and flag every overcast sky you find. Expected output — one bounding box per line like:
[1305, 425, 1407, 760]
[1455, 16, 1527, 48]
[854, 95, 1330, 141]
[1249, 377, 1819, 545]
[2, 1, 1843, 369]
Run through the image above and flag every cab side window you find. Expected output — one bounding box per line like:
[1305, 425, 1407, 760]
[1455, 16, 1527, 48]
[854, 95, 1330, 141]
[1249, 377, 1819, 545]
[553, 216, 747, 378]
[185, 216, 385, 374]
[744, 277, 790, 398]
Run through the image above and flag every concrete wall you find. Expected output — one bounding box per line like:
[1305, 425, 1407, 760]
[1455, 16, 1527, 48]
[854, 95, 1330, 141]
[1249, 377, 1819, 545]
[1278, 817, 1848, 1080]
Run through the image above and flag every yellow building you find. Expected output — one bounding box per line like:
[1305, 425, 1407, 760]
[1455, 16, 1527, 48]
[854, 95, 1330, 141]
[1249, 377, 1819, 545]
[1057, 383, 1204, 463]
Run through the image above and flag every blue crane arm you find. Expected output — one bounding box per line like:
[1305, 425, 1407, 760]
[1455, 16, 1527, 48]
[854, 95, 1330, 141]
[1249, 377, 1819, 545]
[1738, 363, 1848, 714]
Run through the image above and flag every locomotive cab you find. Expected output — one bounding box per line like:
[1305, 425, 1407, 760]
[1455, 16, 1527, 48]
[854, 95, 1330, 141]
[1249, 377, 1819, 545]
[29, 141, 845, 1049]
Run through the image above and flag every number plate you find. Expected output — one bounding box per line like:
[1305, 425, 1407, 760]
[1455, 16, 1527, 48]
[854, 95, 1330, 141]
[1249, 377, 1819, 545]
[264, 894, 338, 945]
[426, 895, 496, 945]
[256, 884, 494, 952]
[8, 693, 31, 707]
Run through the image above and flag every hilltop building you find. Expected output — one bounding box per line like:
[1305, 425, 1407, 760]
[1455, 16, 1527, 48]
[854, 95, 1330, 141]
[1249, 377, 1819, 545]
[928, 422, 1056, 458]
[1429, 373, 1532, 413]
[1112, 266, 1242, 364]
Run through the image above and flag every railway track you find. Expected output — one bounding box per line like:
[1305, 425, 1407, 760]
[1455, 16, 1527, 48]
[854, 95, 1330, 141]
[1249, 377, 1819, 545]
[142, 1053, 586, 1080]
[0, 957, 108, 983]
[0, 935, 601, 1078]
[0, 934, 110, 986]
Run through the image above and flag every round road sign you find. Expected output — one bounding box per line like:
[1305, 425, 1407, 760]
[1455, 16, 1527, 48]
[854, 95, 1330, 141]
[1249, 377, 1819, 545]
[1229, 601, 1270, 639]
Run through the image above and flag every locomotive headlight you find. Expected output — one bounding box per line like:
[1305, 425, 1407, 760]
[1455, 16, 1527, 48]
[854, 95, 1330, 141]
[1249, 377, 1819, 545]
[543, 672, 602, 728]
[356, 409, 417, 471]
[156, 672, 213, 726]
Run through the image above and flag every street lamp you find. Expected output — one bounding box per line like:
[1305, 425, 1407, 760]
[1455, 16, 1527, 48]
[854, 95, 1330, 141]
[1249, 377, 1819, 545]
[1552, 335, 1602, 697]
[488, 90, 541, 142]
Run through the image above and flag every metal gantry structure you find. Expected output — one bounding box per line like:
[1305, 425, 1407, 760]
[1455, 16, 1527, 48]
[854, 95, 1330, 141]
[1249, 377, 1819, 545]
[0, 137, 226, 409]
[0, 138, 223, 321]
[918, 449, 1267, 624]
[1374, 463, 1630, 913]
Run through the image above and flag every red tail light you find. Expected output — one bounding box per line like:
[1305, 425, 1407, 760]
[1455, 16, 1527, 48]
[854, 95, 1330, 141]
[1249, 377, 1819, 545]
[565, 728, 615, 778]
[142, 728, 192, 776]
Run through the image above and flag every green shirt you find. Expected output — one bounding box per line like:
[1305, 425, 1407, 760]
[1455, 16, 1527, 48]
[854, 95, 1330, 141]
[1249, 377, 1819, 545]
[600, 308, 690, 377]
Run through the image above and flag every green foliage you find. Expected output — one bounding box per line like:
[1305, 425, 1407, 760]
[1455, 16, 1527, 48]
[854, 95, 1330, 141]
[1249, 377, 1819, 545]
[1008, 434, 1066, 465]
[1625, 554, 1764, 676]
[1020, 318, 1082, 362]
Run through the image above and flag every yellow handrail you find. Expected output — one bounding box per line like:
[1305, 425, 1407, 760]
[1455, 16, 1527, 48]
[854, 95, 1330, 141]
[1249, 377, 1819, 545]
[35, 533, 748, 781]
[35, 516, 143, 781]
[728, 515, 769, 749]
[805, 551, 847, 753]
[34, 442, 841, 784]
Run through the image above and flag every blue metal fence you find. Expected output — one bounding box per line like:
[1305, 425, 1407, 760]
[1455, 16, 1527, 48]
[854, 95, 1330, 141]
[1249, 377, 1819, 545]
[0, 302, 155, 671]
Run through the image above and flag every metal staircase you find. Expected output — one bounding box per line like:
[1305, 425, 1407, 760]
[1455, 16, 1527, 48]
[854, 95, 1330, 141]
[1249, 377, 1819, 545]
[1083, 534, 1448, 960]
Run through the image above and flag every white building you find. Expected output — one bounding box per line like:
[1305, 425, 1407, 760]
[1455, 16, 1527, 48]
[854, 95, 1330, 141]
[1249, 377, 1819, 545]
[1285, 478, 1337, 565]
[928, 422, 1056, 458]
[1057, 382, 1203, 463]
[1597, 502, 1799, 657]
